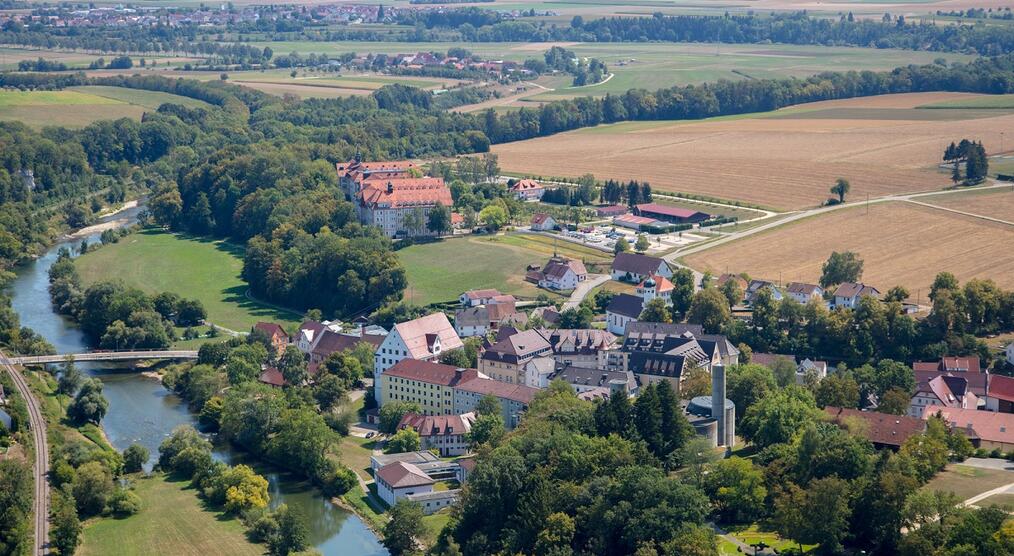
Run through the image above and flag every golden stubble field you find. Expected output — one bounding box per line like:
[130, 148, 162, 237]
[492, 93, 1012, 210]
[683, 201, 1014, 295]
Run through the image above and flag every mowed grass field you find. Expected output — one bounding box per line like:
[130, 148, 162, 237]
[921, 464, 1014, 501]
[398, 233, 609, 305]
[79, 474, 261, 556]
[74, 229, 302, 331]
[683, 201, 1014, 295]
[493, 92, 1013, 210]
[921, 187, 1014, 223]
[0, 86, 210, 128]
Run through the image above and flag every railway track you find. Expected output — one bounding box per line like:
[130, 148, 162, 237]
[1, 350, 49, 555]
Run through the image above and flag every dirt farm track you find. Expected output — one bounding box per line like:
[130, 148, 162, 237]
[492, 93, 1012, 211]
[684, 200, 1014, 295]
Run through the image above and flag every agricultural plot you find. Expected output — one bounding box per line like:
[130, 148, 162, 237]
[493, 93, 1013, 210]
[920, 187, 1014, 223]
[220, 71, 459, 98]
[0, 87, 209, 127]
[683, 202, 1014, 295]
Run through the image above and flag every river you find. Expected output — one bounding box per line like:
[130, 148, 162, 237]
[8, 205, 386, 555]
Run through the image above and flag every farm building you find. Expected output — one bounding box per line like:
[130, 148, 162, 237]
[634, 203, 710, 224]
[596, 205, 628, 217]
[613, 214, 664, 232]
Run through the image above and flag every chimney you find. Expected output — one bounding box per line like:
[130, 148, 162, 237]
[711, 364, 734, 448]
[387, 181, 394, 194]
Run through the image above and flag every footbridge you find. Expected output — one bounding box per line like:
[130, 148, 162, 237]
[10, 350, 198, 365]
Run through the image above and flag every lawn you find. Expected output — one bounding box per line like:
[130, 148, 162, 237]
[398, 235, 578, 306]
[718, 524, 817, 555]
[79, 473, 261, 556]
[340, 435, 380, 481]
[74, 229, 302, 332]
[979, 492, 1014, 508]
[922, 464, 1014, 501]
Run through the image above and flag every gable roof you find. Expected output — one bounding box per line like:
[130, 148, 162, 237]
[833, 282, 881, 299]
[511, 179, 544, 192]
[606, 293, 643, 319]
[359, 178, 453, 209]
[825, 407, 925, 448]
[635, 203, 708, 220]
[385, 359, 478, 387]
[913, 357, 982, 374]
[541, 328, 618, 354]
[925, 407, 1014, 446]
[254, 322, 287, 339]
[392, 313, 463, 360]
[988, 374, 1014, 403]
[915, 370, 988, 397]
[376, 461, 434, 489]
[311, 330, 384, 359]
[463, 288, 501, 301]
[612, 252, 667, 276]
[258, 367, 285, 387]
[542, 257, 586, 281]
[628, 351, 687, 379]
[786, 282, 822, 296]
[398, 412, 475, 437]
[530, 213, 554, 226]
[455, 377, 539, 404]
[482, 329, 552, 364]
[716, 273, 747, 289]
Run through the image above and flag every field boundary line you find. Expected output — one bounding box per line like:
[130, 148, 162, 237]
[903, 199, 1014, 227]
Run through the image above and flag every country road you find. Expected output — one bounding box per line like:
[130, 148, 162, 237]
[1, 350, 49, 555]
[561, 274, 610, 311]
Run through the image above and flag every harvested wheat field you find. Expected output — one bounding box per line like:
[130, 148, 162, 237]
[493, 93, 1013, 210]
[920, 188, 1014, 223]
[684, 201, 1014, 295]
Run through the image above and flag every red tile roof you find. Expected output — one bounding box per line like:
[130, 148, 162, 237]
[393, 313, 463, 360]
[311, 330, 384, 360]
[530, 213, 553, 226]
[398, 412, 474, 437]
[254, 322, 288, 340]
[385, 359, 478, 387]
[359, 178, 453, 209]
[635, 203, 707, 219]
[638, 274, 674, 293]
[924, 407, 1014, 446]
[832, 282, 881, 299]
[259, 367, 285, 387]
[376, 461, 434, 489]
[988, 374, 1014, 403]
[825, 407, 925, 447]
[511, 179, 544, 192]
[463, 289, 501, 301]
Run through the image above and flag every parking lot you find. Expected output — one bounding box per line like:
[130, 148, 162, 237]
[553, 223, 713, 255]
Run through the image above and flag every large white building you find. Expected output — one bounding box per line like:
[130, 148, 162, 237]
[374, 313, 463, 403]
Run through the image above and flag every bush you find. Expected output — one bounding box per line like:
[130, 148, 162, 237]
[107, 488, 142, 516]
[123, 444, 150, 474]
[990, 448, 1004, 458]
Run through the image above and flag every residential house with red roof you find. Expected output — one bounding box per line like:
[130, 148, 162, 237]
[908, 375, 978, 418]
[373, 313, 463, 403]
[253, 322, 289, 357]
[611, 252, 672, 283]
[397, 412, 476, 456]
[636, 274, 675, 307]
[380, 359, 478, 415]
[510, 179, 545, 202]
[453, 296, 522, 338]
[458, 288, 502, 307]
[375, 461, 435, 507]
[825, 407, 925, 450]
[529, 212, 557, 231]
[309, 329, 385, 365]
[912, 356, 988, 400]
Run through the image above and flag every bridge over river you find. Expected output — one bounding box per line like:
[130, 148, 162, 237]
[10, 350, 198, 365]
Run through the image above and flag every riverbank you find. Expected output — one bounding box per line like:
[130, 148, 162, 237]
[66, 200, 140, 240]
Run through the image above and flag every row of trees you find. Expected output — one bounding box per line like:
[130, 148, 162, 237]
[944, 138, 990, 184]
[600, 179, 653, 207]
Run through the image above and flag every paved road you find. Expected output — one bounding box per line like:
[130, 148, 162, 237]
[12, 350, 198, 365]
[1, 350, 49, 555]
[960, 457, 1014, 471]
[561, 274, 610, 311]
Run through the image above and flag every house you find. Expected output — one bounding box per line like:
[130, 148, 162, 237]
[375, 461, 435, 507]
[546, 364, 637, 395]
[716, 274, 748, 292]
[479, 329, 552, 384]
[923, 407, 1014, 452]
[596, 205, 628, 217]
[529, 213, 557, 231]
[824, 407, 925, 450]
[453, 377, 539, 429]
[531, 306, 561, 326]
[309, 329, 385, 365]
[913, 357, 988, 397]
[540, 328, 619, 369]
[459, 289, 502, 307]
[606, 293, 642, 335]
[380, 359, 478, 415]
[454, 295, 519, 337]
[253, 322, 289, 357]
[510, 179, 545, 201]
[985, 374, 1014, 413]
[258, 366, 286, 388]
[523, 356, 556, 388]
[636, 274, 674, 307]
[745, 280, 783, 304]
[611, 252, 672, 283]
[296, 321, 326, 354]
[373, 313, 463, 403]
[796, 358, 829, 384]
[908, 375, 978, 418]
[833, 282, 881, 309]
[785, 282, 823, 304]
[633, 203, 710, 224]
[397, 412, 476, 456]
[528, 256, 587, 291]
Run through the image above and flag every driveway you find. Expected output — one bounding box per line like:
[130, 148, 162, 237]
[561, 274, 610, 311]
